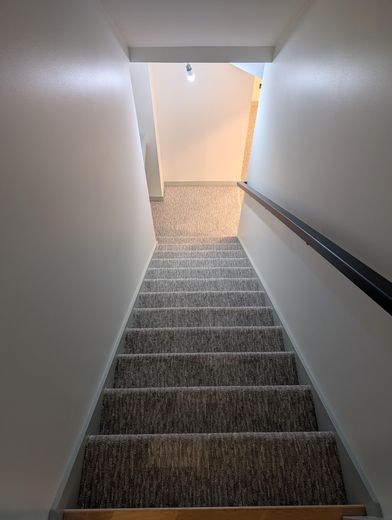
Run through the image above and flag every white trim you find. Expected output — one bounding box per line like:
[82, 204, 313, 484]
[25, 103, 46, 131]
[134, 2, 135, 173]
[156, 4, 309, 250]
[129, 46, 274, 63]
[150, 196, 164, 201]
[164, 181, 238, 187]
[238, 233, 380, 509]
[50, 241, 157, 513]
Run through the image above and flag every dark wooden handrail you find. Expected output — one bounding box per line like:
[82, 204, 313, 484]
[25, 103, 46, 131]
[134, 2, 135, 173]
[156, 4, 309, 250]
[238, 181, 392, 315]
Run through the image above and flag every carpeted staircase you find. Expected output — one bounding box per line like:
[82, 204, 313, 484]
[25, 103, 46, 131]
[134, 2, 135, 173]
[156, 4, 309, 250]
[78, 236, 347, 509]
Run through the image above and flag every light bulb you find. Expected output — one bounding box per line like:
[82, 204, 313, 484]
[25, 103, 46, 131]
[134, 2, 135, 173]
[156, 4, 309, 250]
[186, 63, 195, 82]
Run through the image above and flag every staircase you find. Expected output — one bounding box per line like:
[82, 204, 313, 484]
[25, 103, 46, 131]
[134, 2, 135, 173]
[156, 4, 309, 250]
[68, 237, 366, 519]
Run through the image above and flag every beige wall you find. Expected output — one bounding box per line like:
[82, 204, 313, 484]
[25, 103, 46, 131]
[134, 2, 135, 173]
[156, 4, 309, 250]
[149, 63, 253, 183]
[0, 1, 155, 518]
[239, 0, 392, 516]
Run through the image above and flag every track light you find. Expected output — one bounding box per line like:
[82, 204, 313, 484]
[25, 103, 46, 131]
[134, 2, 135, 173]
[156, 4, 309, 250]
[186, 63, 195, 82]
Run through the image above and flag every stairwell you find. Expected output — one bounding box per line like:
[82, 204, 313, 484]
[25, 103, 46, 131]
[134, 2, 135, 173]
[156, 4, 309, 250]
[72, 236, 365, 517]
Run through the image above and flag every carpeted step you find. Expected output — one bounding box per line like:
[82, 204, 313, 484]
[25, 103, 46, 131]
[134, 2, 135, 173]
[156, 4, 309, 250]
[157, 236, 239, 244]
[125, 326, 284, 353]
[135, 291, 266, 308]
[141, 277, 262, 292]
[145, 267, 255, 279]
[114, 352, 297, 388]
[129, 306, 274, 328]
[153, 249, 247, 259]
[77, 232, 348, 511]
[156, 243, 243, 251]
[100, 386, 317, 435]
[78, 432, 346, 508]
[149, 258, 251, 268]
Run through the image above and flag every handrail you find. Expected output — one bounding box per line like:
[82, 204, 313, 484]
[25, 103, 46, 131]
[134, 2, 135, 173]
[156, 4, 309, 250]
[238, 181, 392, 315]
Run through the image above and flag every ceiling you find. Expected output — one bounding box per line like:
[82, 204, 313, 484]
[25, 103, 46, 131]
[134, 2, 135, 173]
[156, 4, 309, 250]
[100, 0, 309, 48]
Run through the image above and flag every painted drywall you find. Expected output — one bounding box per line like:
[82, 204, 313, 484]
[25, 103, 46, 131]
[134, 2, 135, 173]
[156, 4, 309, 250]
[232, 63, 265, 78]
[0, 1, 155, 519]
[101, 0, 308, 47]
[251, 77, 262, 102]
[239, 0, 392, 516]
[130, 63, 164, 198]
[149, 63, 254, 182]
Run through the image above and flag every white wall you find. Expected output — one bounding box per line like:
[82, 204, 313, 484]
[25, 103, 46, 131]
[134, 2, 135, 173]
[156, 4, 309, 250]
[130, 63, 164, 198]
[239, 0, 392, 516]
[149, 63, 253, 183]
[0, 1, 155, 519]
[232, 63, 264, 78]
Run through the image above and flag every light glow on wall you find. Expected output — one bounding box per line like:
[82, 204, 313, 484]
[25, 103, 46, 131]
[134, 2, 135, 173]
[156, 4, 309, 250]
[186, 63, 195, 83]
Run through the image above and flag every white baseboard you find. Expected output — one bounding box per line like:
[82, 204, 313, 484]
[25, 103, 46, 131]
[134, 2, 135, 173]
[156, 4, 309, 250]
[50, 241, 157, 514]
[238, 235, 380, 515]
[164, 181, 238, 186]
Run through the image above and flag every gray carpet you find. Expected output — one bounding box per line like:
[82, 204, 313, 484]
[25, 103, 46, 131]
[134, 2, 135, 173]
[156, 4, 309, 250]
[114, 352, 299, 388]
[141, 277, 263, 292]
[79, 236, 347, 508]
[125, 326, 284, 353]
[135, 290, 266, 308]
[100, 386, 317, 434]
[151, 187, 241, 237]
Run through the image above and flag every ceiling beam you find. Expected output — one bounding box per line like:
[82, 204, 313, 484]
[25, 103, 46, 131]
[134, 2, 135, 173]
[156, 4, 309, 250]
[128, 46, 274, 63]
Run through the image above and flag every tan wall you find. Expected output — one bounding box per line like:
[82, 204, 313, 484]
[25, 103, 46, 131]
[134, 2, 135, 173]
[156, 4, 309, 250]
[241, 101, 259, 181]
[150, 63, 253, 183]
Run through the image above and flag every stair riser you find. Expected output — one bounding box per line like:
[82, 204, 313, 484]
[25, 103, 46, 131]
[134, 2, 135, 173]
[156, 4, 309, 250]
[141, 278, 262, 292]
[114, 353, 298, 387]
[79, 433, 346, 508]
[145, 268, 255, 279]
[156, 244, 243, 251]
[135, 291, 266, 308]
[153, 250, 247, 258]
[125, 326, 284, 354]
[129, 307, 274, 328]
[150, 258, 251, 268]
[100, 387, 317, 434]
[157, 237, 239, 244]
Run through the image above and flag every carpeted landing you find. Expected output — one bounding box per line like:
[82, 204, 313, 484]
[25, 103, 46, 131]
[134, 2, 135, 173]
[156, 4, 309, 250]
[78, 236, 347, 509]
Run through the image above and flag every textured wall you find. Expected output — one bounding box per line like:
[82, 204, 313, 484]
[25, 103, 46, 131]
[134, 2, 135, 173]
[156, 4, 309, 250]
[0, 1, 155, 518]
[239, 0, 392, 516]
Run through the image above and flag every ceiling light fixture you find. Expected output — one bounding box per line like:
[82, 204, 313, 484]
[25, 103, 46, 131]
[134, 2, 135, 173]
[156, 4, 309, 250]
[186, 63, 195, 82]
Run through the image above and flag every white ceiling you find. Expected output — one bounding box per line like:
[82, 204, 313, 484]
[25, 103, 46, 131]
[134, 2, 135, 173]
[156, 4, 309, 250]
[100, 0, 309, 48]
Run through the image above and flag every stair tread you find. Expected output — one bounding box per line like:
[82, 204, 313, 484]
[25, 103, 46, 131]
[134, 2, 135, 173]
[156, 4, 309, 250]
[153, 250, 247, 257]
[125, 326, 284, 353]
[156, 244, 244, 251]
[114, 351, 298, 388]
[137, 290, 265, 295]
[79, 432, 346, 508]
[118, 351, 294, 358]
[129, 306, 274, 328]
[157, 236, 239, 244]
[150, 259, 251, 267]
[141, 278, 263, 292]
[104, 384, 309, 392]
[100, 385, 317, 435]
[145, 267, 256, 279]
